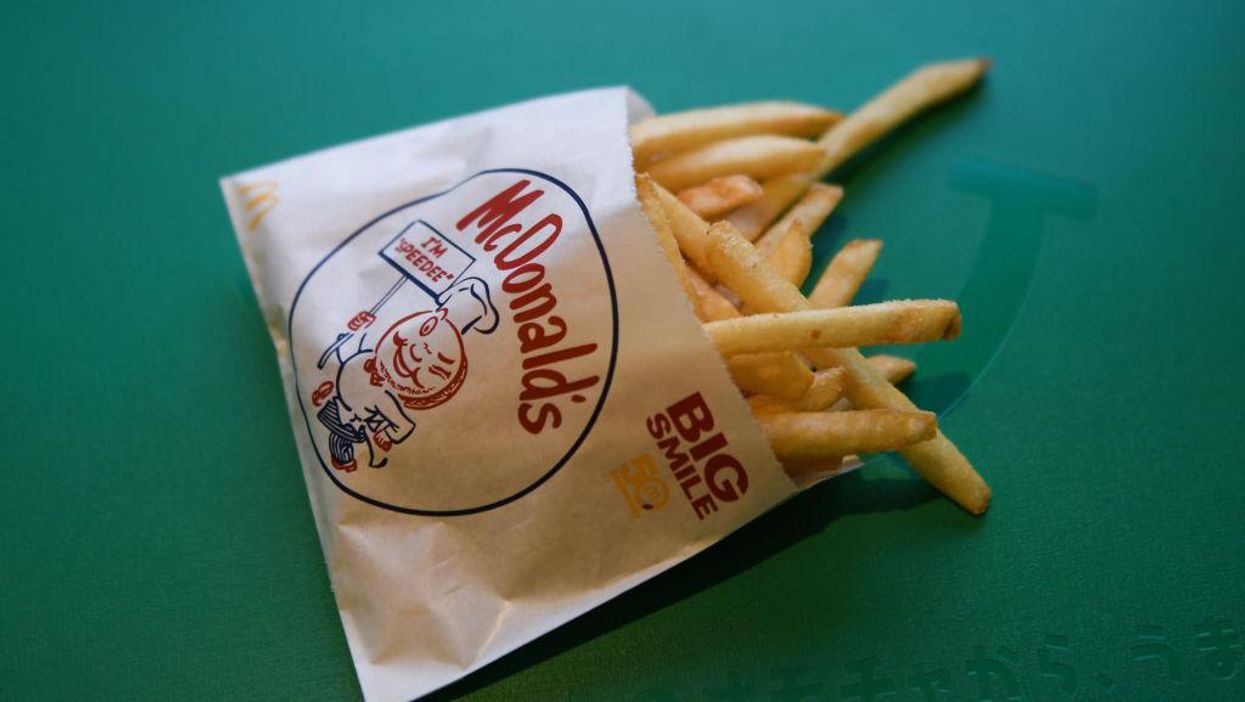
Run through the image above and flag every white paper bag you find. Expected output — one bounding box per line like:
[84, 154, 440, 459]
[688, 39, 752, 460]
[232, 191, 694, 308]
[221, 87, 846, 701]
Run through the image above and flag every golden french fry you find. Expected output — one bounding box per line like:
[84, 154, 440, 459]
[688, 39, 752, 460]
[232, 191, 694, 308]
[706, 221, 812, 309]
[647, 135, 826, 192]
[727, 58, 990, 240]
[798, 367, 847, 409]
[747, 367, 846, 414]
[650, 180, 715, 277]
[748, 396, 789, 415]
[628, 186, 821, 406]
[725, 173, 814, 241]
[808, 239, 883, 308]
[675, 175, 764, 219]
[635, 174, 699, 308]
[697, 274, 814, 399]
[820, 356, 913, 413]
[754, 183, 843, 286]
[764, 221, 813, 286]
[867, 354, 916, 385]
[630, 101, 841, 165]
[726, 352, 815, 401]
[812, 58, 991, 180]
[685, 265, 739, 321]
[685, 261, 819, 400]
[704, 222, 990, 515]
[756, 183, 844, 257]
[705, 301, 961, 356]
[758, 409, 937, 458]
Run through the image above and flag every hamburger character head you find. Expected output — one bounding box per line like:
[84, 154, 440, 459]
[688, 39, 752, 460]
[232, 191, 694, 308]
[362, 277, 498, 410]
[366, 309, 467, 410]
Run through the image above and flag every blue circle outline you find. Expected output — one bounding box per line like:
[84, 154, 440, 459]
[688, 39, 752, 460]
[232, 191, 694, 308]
[287, 168, 619, 517]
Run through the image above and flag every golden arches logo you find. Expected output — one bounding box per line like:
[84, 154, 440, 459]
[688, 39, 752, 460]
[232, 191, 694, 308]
[238, 180, 279, 231]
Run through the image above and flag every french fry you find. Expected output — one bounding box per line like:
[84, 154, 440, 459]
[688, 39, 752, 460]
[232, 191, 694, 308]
[635, 174, 699, 309]
[808, 239, 883, 308]
[755, 184, 844, 257]
[647, 135, 826, 192]
[705, 301, 961, 356]
[747, 396, 793, 416]
[867, 354, 916, 385]
[676, 175, 764, 219]
[747, 367, 846, 414]
[758, 409, 937, 458]
[799, 367, 848, 409]
[630, 101, 841, 165]
[755, 183, 843, 286]
[726, 353, 815, 401]
[686, 265, 740, 321]
[704, 222, 990, 515]
[727, 58, 990, 240]
[811, 58, 991, 180]
[725, 173, 814, 241]
[821, 356, 914, 413]
[652, 180, 715, 276]
[764, 221, 813, 286]
[690, 266, 818, 399]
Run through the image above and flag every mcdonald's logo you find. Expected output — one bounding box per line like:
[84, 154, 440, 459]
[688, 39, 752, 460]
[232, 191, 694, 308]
[238, 180, 279, 231]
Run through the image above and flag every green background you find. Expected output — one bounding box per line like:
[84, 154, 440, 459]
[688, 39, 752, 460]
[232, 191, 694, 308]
[3, 1, 1243, 700]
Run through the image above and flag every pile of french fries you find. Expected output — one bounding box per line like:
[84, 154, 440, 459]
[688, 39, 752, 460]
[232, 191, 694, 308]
[632, 58, 993, 515]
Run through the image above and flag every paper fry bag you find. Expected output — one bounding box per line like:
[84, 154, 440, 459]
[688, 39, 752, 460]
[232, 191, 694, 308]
[222, 88, 843, 701]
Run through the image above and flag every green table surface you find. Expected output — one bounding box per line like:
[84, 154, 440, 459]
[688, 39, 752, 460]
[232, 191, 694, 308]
[3, 1, 1243, 700]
